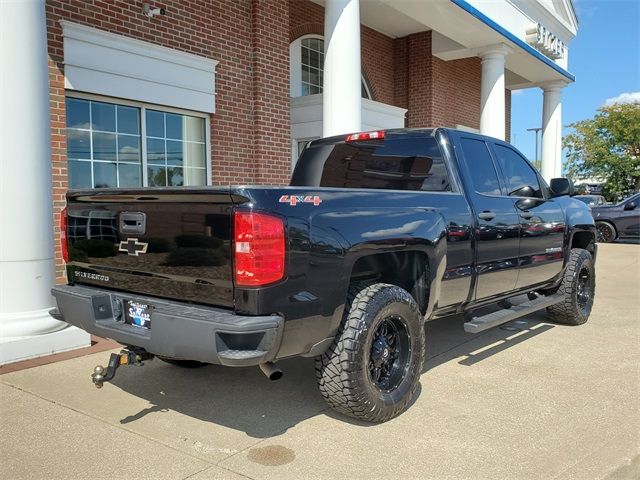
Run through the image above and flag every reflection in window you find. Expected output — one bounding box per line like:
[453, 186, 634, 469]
[460, 138, 502, 196]
[317, 137, 450, 192]
[65, 97, 207, 189]
[145, 110, 206, 187]
[67, 210, 118, 242]
[66, 98, 141, 188]
[493, 145, 543, 198]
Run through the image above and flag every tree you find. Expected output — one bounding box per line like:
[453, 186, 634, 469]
[564, 101, 640, 201]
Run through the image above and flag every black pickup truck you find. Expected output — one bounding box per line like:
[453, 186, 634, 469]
[51, 128, 597, 422]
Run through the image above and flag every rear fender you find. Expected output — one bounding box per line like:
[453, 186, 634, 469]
[310, 207, 447, 331]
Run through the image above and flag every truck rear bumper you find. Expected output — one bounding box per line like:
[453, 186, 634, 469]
[51, 285, 284, 367]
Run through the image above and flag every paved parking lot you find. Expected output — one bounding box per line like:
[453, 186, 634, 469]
[1, 243, 639, 480]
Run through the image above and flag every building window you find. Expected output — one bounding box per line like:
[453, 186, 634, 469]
[65, 96, 209, 189]
[291, 35, 371, 99]
[301, 38, 324, 96]
[145, 109, 207, 187]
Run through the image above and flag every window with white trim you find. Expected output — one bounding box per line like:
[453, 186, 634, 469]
[290, 35, 372, 99]
[301, 38, 324, 95]
[65, 96, 209, 188]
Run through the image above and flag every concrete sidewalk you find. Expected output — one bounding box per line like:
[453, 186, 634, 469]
[1, 243, 639, 480]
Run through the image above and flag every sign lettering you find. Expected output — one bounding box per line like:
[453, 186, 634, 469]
[525, 23, 565, 60]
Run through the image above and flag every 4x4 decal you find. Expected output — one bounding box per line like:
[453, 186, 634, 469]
[279, 195, 322, 206]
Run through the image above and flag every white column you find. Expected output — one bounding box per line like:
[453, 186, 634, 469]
[0, 0, 89, 364]
[478, 44, 511, 141]
[541, 81, 566, 182]
[323, 0, 361, 137]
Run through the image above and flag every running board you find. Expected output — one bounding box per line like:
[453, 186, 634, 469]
[464, 294, 563, 334]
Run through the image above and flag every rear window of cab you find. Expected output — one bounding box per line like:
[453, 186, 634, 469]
[292, 137, 451, 192]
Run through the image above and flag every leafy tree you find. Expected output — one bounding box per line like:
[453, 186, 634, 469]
[564, 101, 640, 201]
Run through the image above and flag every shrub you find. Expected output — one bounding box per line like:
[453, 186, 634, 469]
[72, 239, 117, 258]
[165, 247, 225, 267]
[174, 234, 223, 249]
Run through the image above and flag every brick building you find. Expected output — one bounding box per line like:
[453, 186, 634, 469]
[0, 0, 578, 363]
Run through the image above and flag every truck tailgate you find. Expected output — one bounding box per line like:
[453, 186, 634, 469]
[65, 189, 236, 307]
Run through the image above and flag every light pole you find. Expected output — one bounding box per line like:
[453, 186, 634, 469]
[527, 127, 542, 169]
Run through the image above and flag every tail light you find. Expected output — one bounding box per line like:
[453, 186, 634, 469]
[233, 211, 285, 286]
[345, 130, 385, 142]
[61, 207, 69, 263]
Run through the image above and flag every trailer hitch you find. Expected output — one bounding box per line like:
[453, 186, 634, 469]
[91, 348, 154, 389]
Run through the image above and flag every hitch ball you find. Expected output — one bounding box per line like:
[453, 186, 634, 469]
[91, 365, 106, 389]
[89, 349, 154, 390]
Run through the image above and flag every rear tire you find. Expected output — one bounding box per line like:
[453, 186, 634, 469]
[315, 283, 425, 423]
[596, 221, 616, 243]
[157, 357, 208, 368]
[546, 248, 595, 325]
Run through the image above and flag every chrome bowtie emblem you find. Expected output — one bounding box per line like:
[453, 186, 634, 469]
[118, 238, 148, 256]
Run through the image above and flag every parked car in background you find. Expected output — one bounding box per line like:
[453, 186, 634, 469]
[591, 193, 640, 242]
[575, 194, 607, 207]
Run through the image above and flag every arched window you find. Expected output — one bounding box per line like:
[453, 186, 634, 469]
[290, 35, 371, 99]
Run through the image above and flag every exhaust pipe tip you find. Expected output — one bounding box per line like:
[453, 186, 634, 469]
[259, 362, 283, 381]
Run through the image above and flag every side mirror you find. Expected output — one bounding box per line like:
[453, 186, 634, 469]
[550, 178, 575, 197]
[624, 201, 637, 211]
[516, 197, 545, 211]
[509, 185, 535, 197]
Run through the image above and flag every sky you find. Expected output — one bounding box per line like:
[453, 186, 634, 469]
[510, 0, 640, 167]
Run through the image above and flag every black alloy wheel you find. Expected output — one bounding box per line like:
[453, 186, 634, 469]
[547, 248, 595, 325]
[368, 316, 411, 393]
[575, 265, 594, 317]
[315, 282, 425, 422]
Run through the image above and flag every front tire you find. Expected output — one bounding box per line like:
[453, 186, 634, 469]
[596, 221, 616, 243]
[547, 248, 595, 325]
[315, 283, 425, 423]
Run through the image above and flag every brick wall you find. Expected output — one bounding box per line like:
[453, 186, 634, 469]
[405, 32, 433, 127]
[46, 0, 291, 280]
[432, 56, 482, 129]
[402, 30, 484, 130]
[393, 36, 408, 110]
[252, 0, 291, 185]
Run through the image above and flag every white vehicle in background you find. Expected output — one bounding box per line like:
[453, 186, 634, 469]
[574, 194, 607, 208]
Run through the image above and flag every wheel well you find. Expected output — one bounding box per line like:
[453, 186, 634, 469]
[349, 251, 429, 314]
[571, 231, 596, 254]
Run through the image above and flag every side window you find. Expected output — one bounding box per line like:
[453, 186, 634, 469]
[493, 145, 543, 198]
[459, 138, 502, 195]
[318, 137, 451, 192]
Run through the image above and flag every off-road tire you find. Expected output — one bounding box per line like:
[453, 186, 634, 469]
[315, 283, 425, 423]
[596, 221, 616, 243]
[157, 357, 208, 368]
[546, 248, 595, 325]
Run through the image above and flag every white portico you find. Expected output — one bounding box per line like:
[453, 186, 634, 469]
[294, 0, 578, 180]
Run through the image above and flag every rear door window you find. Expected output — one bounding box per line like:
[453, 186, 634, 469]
[308, 137, 451, 191]
[459, 138, 502, 196]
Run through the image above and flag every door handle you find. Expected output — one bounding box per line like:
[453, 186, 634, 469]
[519, 211, 534, 219]
[478, 211, 496, 221]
